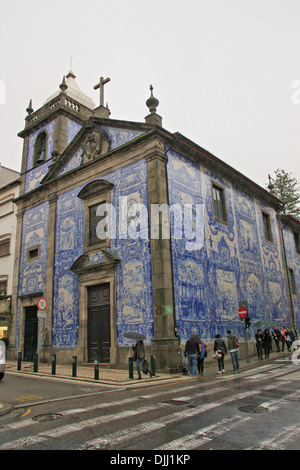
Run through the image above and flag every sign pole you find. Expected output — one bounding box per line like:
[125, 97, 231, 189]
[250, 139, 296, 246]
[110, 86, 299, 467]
[244, 321, 250, 363]
[37, 298, 47, 366]
[238, 302, 250, 364]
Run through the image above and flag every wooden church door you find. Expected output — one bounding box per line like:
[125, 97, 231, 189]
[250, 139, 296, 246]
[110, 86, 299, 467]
[87, 283, 111, 363]
[23, 306, 38, 362]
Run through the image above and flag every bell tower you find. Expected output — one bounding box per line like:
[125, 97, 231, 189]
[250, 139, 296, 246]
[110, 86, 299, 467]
[9, 71, 96, 357]
[18, 71, 95, 196]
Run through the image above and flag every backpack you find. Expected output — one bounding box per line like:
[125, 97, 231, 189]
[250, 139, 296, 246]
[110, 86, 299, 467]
[233, 336, 240, 348]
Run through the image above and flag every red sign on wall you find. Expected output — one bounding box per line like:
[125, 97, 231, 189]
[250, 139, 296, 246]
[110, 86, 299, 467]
[238, 306, 247, 318]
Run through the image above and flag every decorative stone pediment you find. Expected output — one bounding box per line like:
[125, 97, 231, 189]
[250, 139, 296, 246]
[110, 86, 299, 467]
[77, 179, 114, 200]
[70, 253, 89, 272]
[70, 249, 120, 274]
[80, 129, 111, 165]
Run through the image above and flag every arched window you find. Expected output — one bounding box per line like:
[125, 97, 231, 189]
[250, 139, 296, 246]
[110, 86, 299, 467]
[34, 131, 47, 166]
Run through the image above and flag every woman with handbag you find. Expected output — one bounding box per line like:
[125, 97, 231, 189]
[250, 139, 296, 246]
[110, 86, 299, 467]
[213, 334, 227, 374]
[132, 340, 152, 379]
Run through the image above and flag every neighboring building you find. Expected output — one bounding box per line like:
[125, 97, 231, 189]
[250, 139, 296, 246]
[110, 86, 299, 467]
[0, 165, 20, 341]
[281, 215, 300, 332]
[8, 71, 299, 371]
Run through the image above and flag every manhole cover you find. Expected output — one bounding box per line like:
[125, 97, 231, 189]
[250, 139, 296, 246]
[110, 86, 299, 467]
[238, 405, 269, 414]
[32, 413, 63, 422]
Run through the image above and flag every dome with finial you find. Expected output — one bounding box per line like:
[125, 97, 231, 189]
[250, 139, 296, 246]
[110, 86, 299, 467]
[146, 85, 159, 113]
[44, 70, 95, 110]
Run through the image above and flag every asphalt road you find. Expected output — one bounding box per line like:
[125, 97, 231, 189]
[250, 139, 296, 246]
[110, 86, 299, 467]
[0, 372, 111, 407]
[0, 359, 299, 454]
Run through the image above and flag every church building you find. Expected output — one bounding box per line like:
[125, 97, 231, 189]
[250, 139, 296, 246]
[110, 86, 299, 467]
[8, 71, 299, 372]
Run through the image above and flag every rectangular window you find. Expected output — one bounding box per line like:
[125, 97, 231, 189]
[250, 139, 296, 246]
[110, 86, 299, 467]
[212, 184, 227, 223]
[26, 245, 40, 262]
[29, 248, 39, 259]
[288, 268, 297, 296]
[294, 232, 300, 255]
[0, 277, 7, 295]
[89, 202, 107, 246]
[0, 239, 10, 256]
[262, 211, 273, 243]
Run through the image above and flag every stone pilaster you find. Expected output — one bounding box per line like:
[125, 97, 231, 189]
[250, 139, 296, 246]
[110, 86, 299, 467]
[7, 207, 24, 359]
[146, 144, 181, 373]
[42, 192, 57, 362]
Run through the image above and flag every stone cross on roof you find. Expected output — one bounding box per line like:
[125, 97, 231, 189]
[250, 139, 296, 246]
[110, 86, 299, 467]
[94, 76, 110, 107]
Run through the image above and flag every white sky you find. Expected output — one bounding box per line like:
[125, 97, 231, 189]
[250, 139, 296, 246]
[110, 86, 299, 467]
[0, 0, 300, 189]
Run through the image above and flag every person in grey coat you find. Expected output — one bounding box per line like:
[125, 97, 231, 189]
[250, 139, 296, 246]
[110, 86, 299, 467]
[132, 340, 152, 379]
[227, 330, 240, 373]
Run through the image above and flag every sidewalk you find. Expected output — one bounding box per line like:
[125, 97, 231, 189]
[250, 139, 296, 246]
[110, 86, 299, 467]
[4, 349, 293, 385]
[0, 349, 294, 417]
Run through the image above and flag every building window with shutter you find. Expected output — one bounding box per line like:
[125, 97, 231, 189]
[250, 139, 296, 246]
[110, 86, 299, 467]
[212, 183, 228, 224]
[0, 277, 7, 296]
[0, 239, 10, 257]
[288, 268, 297, 296]
[77, 179, 114, 253]
[88, 202, 108, 247]
[262, 211, 273, 243]
[294, 232, 300, 255]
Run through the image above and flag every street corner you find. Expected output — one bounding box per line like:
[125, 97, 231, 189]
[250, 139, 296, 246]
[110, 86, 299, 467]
[0, 403, 12, 417]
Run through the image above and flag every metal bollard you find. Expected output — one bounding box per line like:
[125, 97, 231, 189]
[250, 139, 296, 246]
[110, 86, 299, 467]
[17, 352, 22, 371]
[128, 357, 133, 379]
[151, 354, 155, 376]
[72, 356, 77, 377]
[51, 354, 56, 375]
[33, 353, 38, 373]
[94, 357, 99, 380]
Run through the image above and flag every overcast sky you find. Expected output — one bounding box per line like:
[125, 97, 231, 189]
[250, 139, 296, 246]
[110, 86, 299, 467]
[0, 0, 300, 189]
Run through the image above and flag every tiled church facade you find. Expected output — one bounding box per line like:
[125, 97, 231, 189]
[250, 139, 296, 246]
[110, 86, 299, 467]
[8, 72, 299, 371]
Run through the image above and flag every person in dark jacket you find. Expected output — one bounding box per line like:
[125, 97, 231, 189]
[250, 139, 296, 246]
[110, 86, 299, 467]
[262, 329, 272, 359]
[214, 334, 227, 374]
[184, 334, 200, 377]
[272, 326, 281, 352]
[255, 329, 264, 360]
[285, 327, 295, 352]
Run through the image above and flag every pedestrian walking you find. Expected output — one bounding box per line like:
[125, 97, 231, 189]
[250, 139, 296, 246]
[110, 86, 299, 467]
[184, 334, 200, 377]
[198, 338, 208, 376]
[285, 327, 295, 352]
[226, 330, 240, 373]
[272, 326, 281, 352]
[213, 334, 227, 374]
[132, 340, 152, 379]
[262, 329, 272, 359]
[255, 329, 263, 360]
[280, 326, 287, 351]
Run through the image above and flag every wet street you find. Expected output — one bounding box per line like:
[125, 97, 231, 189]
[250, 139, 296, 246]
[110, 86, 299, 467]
[0, 359, 299, 453]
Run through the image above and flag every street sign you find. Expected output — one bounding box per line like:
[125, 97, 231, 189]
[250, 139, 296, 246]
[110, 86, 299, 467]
[165, 305, 173, 315]
[37, 311, 47, 318]
[37, 297, 47, 311]
[238, 306, 247, 318]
